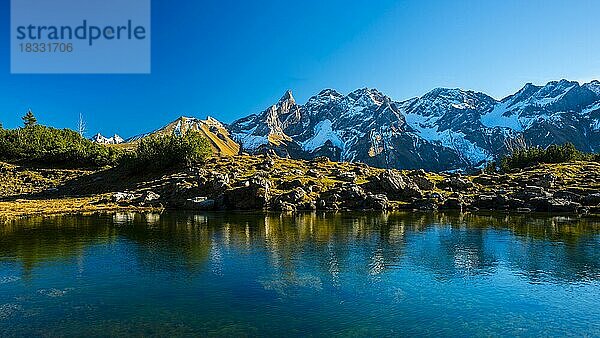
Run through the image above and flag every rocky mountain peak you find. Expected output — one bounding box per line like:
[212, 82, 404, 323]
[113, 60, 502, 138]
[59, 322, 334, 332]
[305, 89, 344, 108]
[583, 80, 600, 96]
[317, 88, 343, 97]
[278, 90, 295, 105]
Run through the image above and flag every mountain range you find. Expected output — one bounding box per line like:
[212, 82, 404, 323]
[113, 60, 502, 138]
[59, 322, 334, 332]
[93, 79, 600, 171]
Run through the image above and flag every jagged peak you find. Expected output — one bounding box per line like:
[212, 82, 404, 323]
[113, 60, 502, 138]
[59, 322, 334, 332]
[348, 87, 383, 97]
[520, 82, 538, 91]
[583, 80, 600, 96]
[347, 87, 387, 106]
[278, 90, 295, 104]
[317, 88, 343, 97]
[502, 82, 541, 103]
[536, 79, 579, 93]
[305, 89, 344, 107]
[205, 116, 222, 124]
[423, 87, 481, 98]
[556, 78, 578, 85]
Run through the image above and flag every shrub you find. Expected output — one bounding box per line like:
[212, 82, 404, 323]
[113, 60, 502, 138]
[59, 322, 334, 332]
[121, 131, 212, 172]
[0, 125, 121, 167]
[499, 143, 598, 171]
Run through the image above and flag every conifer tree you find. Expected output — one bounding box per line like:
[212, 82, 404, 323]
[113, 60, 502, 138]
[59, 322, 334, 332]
[22, 109, 37, 128]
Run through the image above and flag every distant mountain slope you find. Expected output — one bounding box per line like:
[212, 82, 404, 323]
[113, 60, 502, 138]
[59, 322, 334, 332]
[229, 79, 600, 170]
[126, 116, 240, 156]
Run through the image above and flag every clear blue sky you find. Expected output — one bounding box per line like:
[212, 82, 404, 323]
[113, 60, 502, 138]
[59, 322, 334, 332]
[1, 0, 599, 137]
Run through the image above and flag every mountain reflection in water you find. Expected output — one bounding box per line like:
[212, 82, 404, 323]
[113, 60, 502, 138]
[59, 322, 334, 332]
[0, 211, 599, 336]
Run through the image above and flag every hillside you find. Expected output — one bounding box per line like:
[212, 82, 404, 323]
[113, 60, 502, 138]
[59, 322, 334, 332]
[106, 116, 240, 156]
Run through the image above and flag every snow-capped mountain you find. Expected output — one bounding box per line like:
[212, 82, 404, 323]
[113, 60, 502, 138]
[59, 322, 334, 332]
[91, 133, 125, 144]
[480, 79, 600, 152]
[229, 79, 600, 170]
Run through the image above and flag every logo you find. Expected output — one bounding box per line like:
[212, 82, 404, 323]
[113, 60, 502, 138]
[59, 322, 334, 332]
[11, 0, 151, 74]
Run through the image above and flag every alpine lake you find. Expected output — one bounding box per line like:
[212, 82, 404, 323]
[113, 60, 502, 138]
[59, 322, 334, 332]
[1, 211, 599, 336]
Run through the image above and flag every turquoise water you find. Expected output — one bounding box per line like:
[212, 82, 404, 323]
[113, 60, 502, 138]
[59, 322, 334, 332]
[1, 212, 599, 336]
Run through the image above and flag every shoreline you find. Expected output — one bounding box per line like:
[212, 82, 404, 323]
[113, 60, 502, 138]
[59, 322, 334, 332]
[1, 155, 600, 221]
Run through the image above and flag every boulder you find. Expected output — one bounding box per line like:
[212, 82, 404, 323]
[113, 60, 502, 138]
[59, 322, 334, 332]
[411, 198, 439, 211]
[529, 197, 582, 213]
[142, 191, 161, 203]
[220, 178, 271, 210]
[306, 169, 321, 177]
[473, 194, 497, 209]
[534, 174, 558, 189]
[365, 194, 389, 210]
[273, 188, 306, 205]
[443, 177, 474, 190]
[441, 197, 465, 211]
[185, 197, 215, 210]
[375, 170, 422, 199]
[278, 179, 304, 190]
[553, 190, 582, 202]
[472, 175, 498, 186]
[407, 170, 435, 190]
[583, 193, 600, 206]
[311, 156, 330, 164]
[318, 184, 375, 210]
[338, 171, 357, 182]
[257, 156, 275, 170]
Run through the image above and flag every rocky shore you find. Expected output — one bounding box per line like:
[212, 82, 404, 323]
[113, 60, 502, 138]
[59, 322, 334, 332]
[0, 156, 600, 216]
[3, 155, 598, 219]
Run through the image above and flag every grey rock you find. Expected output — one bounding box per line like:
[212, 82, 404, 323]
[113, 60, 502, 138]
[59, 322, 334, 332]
[112, 192, 137, 203]
[338, 171, 357, 182]
[185, 197, 215, 210]
[444, 177, 474, 190]
[583, 193, 600, 206]
[142, 191, 160, 203]
[376, 170, 422, 199]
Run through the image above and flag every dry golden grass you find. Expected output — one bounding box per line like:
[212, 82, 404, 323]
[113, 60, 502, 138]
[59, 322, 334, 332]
[0, 195, 160, 222]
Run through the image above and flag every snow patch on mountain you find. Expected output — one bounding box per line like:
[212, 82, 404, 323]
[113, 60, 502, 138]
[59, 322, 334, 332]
[405, 112, 489, 164]
[232, 127, 269, 151]
[582, 101, 600, 115]
[91, 133, 124, 144]
[532, 84, 575, 106]
[302, 120, 344, 152]
[481, 101, 526, 131]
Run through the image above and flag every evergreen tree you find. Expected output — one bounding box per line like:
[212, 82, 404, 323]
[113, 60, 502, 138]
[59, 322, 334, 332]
[22, 109, 37, 128]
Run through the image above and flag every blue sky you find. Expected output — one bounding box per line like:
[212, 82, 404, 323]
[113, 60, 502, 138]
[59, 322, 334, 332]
[1, 0, 599, 137]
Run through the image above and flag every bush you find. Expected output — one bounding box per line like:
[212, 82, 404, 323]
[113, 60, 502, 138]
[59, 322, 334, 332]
[0, 125, 121, 167]
[121, 131, 212, 172]
[499, 143, 598, 171]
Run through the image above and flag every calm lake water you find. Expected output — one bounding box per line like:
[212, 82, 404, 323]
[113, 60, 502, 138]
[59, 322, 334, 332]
[1, 212, 599, 336]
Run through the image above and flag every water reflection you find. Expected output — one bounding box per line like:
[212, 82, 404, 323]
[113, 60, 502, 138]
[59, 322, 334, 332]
[1, 212, 599, 285]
